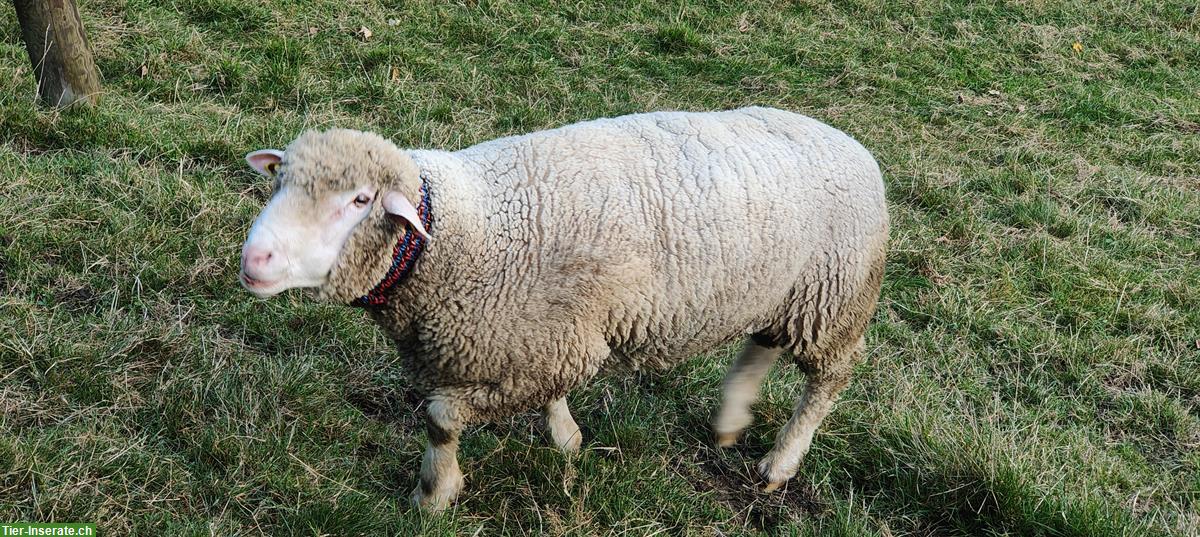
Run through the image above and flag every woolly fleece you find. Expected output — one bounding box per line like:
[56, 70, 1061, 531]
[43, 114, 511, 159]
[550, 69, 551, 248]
[280, 106, 887, 424]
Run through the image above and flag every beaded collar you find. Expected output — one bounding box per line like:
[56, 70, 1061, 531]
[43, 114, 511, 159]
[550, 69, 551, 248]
[351, 175, 432, 308]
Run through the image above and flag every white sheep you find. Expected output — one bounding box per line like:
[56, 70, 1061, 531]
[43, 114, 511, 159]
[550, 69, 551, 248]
[238, 107, 889, 511]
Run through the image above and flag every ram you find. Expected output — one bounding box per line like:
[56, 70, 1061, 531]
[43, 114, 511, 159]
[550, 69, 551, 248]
[238, 107, 889, 511]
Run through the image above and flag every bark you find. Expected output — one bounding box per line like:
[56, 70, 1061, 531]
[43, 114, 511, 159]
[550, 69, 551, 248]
[13, 0, 102, 107]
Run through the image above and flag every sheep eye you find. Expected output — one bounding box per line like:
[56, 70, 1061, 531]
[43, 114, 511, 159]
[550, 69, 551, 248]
[353, 194, 371, 206]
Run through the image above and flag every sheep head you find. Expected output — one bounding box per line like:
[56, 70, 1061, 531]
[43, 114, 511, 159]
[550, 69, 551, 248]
[238, 129, 427, 300]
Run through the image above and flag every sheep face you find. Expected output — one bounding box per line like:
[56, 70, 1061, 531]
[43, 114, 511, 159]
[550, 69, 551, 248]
[239, 149, 380, 298]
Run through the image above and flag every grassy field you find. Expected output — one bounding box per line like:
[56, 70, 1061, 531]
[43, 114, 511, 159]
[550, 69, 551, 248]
[1, 0, 1199, 534]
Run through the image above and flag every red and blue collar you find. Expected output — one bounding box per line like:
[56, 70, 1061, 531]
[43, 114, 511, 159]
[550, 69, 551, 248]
[351, 176, 433, 308]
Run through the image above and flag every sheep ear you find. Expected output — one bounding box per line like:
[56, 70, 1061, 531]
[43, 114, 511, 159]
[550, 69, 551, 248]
[382, 191, 431, 241]
[246, 149, 284, 176]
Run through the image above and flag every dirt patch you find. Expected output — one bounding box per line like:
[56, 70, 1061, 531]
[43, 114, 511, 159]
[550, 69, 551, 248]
[685, 447, 828, 532]
[55, 284, 98, 312]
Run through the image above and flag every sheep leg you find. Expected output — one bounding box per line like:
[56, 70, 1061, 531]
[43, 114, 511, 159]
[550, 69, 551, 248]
[757, 338, 860, 492]
[542, 396, 583, 453]
[410, 398, 466, 512]
[712, 338, 783, 447]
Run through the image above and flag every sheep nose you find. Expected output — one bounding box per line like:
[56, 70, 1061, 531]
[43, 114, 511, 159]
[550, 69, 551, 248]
[241, 245, 276, 277]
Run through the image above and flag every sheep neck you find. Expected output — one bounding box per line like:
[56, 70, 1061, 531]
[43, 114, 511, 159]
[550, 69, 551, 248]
[351, 175, 432, 308]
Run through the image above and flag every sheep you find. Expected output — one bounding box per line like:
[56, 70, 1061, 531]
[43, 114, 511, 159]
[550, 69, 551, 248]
[238, 106, 889, 511]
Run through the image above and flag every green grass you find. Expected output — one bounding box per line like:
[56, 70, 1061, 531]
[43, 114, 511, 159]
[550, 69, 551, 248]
[2, 0, 1199, 534]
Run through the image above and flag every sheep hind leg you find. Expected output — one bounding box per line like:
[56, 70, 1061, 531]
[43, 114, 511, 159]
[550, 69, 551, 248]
[757, 337, 860, 492]
[712, 337, 783, 447]
[542, 396, 582, 453]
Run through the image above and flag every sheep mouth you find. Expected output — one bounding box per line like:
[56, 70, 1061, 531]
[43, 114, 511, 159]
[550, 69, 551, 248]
[240, 272, 281, 294]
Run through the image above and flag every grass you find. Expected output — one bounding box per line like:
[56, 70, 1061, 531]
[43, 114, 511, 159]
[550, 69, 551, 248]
[1, 0, 1198, 534]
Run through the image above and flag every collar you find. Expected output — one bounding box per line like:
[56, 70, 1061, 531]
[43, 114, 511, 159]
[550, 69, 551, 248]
[351, 174, 433, 308]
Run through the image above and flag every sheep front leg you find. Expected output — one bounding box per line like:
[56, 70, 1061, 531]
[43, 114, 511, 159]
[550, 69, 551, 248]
[542, 396, 582, 453]
[411, 398, 466, 512]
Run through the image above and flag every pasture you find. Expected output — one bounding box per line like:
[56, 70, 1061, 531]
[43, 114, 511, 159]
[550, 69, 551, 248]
[1, 0, 1198, 534]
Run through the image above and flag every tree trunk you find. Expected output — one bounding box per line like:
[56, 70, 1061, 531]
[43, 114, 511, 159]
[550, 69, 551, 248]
[13, 0, 102, 107]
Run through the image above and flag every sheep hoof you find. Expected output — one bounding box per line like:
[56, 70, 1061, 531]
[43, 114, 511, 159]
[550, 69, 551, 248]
[557, 431, 583, 454]
[546, 422, 583, 454]
[410, 475, 464, 513]
[762, 481, 784, 493]
[756, 455, 796, 493]
[714, 432, 740, 448]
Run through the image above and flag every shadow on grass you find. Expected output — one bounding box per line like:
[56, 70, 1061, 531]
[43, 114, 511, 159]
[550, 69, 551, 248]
[828, 419, 1163, 537]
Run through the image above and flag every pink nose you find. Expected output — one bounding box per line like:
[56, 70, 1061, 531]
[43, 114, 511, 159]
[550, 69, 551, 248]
[241, 245, 275, 276]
